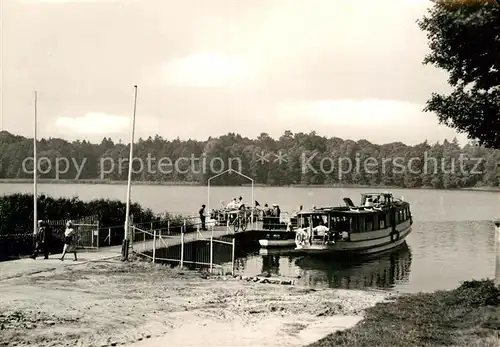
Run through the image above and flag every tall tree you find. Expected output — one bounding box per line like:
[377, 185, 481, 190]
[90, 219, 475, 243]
[418, 0, 500, 148]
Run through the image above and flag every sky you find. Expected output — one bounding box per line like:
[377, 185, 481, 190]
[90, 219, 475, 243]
[1, 0, 469, 145]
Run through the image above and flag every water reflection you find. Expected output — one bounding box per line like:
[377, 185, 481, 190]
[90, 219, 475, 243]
[294, 243, 412, 290]
[234, 243, 412, 291]
[261, 253, 281, 275]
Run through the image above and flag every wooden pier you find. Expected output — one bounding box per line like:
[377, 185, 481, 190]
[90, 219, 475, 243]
[128, 221, 269, 272]
[130, 220, 264, 254]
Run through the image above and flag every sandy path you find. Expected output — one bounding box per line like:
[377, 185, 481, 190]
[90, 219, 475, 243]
[127, 315, 364, 347]
[0, 258, 390, 347]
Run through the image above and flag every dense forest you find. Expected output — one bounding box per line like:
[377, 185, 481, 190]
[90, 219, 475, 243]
[0, 130, 499, 188]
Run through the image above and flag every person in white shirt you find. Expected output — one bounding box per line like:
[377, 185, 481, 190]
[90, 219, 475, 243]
[226, 198, 238, 209]
[60, 220, 77, 261]
[313, 223, 329, 237]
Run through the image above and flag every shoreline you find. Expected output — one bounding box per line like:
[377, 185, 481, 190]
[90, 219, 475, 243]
[0, 258, 389, 347]
[0, 178, 498, 192]
[1, 255, 499, 346]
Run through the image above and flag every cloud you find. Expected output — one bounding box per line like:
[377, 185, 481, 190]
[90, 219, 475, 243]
[275, 99, 422, 126]
[55, 113, 129, 134]
[273, 98, 468, 144]
[161, 52, 254, 87]
[54, 112, 160, 140]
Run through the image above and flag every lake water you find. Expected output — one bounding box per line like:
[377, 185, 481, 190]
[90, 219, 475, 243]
[2, 183, 499, 293]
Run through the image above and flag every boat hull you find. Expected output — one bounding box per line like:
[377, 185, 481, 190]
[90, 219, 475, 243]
[295, 220, 412, 255]
[259, 239, 296, 247]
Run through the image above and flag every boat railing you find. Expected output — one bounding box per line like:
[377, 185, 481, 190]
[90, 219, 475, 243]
[261, 211, 296, 230]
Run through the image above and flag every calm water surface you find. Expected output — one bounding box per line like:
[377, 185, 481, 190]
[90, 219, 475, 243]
[1, 183, 499, 293]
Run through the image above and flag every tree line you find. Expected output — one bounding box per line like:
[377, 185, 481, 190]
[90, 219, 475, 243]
[0, 130, 499, 188]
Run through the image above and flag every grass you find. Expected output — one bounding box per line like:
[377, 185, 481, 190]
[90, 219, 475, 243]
[308, 279, 500, 347]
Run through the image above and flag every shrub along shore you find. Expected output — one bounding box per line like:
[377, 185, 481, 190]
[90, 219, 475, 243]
[308, 279, 500, 347]
[0, 193, 193, 260]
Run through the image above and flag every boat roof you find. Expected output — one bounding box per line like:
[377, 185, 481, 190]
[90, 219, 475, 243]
[361, 192, 393, 196]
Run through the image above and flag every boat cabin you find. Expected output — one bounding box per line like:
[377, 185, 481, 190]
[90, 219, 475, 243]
[296, 198, 412, 235]
[297, 211, 352, 232]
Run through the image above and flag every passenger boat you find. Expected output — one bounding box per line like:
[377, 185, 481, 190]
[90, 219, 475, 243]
[294, 193, 412, 255]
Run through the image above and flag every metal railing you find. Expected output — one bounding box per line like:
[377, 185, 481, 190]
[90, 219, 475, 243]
[130, 220, 236, 275]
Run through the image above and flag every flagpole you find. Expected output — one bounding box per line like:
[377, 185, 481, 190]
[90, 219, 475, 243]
[122, 85, 138, 261]
[33, 91, 38, 235]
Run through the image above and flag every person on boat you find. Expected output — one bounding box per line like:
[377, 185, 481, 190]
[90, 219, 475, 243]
[313, 221, 329, 237]
[60, 221, 77, 261]
[238, 202, 246, 211]
[199, 204, 207, 231]
[262, 204, 270, 215]
[271, 204, 280, 218]
[226, 198, 238, 209]
[364, 197, 373, 207]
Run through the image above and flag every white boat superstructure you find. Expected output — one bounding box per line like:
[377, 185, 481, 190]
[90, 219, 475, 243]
[295, 192, 413, 255]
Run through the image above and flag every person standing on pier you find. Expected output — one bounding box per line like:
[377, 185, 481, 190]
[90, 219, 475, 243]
[199, 204, 207, 231]
[30, 220, 51, 259]
[60, 221, 77, 261]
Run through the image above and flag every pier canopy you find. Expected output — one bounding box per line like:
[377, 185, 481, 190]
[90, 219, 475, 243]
[207, 168, 255, 224]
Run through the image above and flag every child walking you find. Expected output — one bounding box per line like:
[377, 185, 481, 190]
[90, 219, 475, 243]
[60, 220, 77, 261]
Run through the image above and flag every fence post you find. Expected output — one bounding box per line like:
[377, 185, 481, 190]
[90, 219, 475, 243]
[209, 234, 213, 273]
[108, 228, 111, 246]
[231, 237, 236, 276]
[180, 230, 184, 268]
[150, 222, 153, 231]
[167, 220, 170, 235]
[495, 219, 500, 287]
[130, 225, 134, 253]
[143, 226, 146, 251]
[96, 221, 100, 249]
[153, 229, 156, 263]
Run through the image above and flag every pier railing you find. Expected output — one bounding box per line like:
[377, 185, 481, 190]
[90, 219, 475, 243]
[129, 222, 236, 275]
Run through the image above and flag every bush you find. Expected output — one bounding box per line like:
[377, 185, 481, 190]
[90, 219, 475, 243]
[450, 279, 500, 307]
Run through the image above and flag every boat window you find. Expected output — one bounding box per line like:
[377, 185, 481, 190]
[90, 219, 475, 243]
[299, 214, 329, 228]
[310, 214, 327, 227]
[379, 213, 386, 229]
[365, 215, 374, 231]
[330, 216, 350, 231]
[352, 216, 360, 232]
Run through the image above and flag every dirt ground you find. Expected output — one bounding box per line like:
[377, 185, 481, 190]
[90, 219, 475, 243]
[0, 257, 390, 347]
